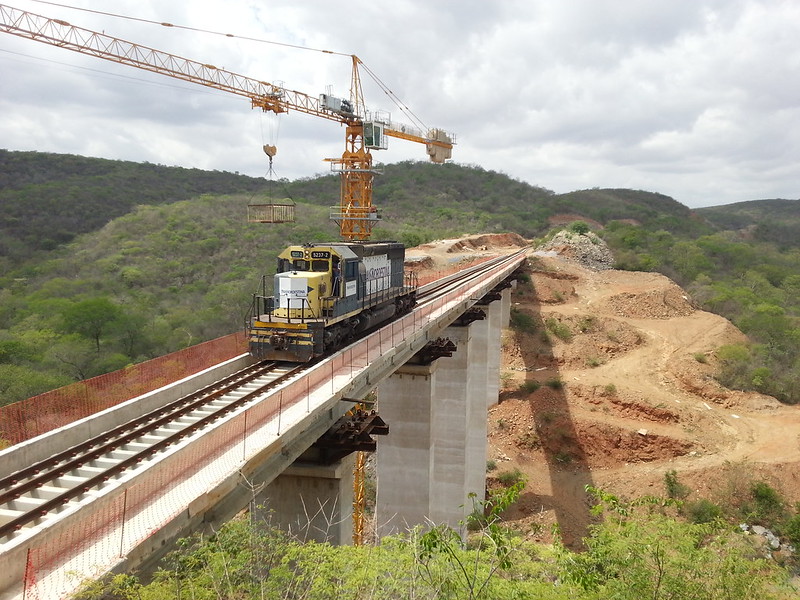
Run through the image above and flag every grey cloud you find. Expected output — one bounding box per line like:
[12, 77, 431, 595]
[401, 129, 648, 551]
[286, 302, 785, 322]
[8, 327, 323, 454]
[1, 0, 798, 207]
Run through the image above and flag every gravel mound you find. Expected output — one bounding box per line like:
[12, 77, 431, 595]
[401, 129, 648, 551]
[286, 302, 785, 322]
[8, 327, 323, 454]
[535, 230, 615, 270]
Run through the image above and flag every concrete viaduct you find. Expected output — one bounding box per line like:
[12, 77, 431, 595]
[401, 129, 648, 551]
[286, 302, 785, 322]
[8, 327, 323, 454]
[0, 252, 523, 600]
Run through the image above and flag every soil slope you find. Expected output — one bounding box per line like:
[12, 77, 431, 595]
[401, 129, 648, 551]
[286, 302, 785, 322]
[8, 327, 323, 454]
[411, 233, 800, 548]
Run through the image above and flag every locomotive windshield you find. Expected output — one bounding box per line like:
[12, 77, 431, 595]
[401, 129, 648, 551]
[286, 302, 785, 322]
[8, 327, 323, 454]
[277, 256, 331, 273]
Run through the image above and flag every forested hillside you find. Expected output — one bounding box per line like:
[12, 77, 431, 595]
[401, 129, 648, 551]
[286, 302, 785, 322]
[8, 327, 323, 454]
[0, 150, 269, 266]
[0, 151, 709, 270]
[697, 198, 800, 248]
[1, 150, 799, 406]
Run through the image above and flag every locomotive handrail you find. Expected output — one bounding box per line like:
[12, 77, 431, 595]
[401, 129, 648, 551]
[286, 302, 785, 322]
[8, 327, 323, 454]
[285, 296, 318, 323]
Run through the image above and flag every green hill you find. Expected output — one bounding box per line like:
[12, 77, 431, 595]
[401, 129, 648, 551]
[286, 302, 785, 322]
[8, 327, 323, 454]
[0, 149, 269, 265]
[1, 150, 800, 406]
[1, 151, 716, 272]
[696, 198, 800, 248]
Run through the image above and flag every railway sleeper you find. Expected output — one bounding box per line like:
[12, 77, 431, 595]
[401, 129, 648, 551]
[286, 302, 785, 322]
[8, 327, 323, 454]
[176, 416, 202, 425]
[0, 508, 23, 529]
[120, 442, 151, 452]
[22, 484, 68, 501]
[108, 449, 138, 460]
[139, 432, 169, 442]
[89, 457, 123, 470]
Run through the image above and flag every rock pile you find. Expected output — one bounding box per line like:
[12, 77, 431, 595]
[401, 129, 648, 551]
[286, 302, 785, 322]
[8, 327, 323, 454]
[740, 523, 796, 557]
[604, 286, 695, 319]
[534, 230, 615, 271]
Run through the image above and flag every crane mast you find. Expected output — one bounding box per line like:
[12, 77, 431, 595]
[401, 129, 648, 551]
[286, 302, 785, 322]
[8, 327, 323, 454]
[0, 3, 455, 240]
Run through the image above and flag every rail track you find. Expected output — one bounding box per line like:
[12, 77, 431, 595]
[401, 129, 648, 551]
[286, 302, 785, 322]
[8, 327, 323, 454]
[416, 250, 524, 303]
[0, 360, 303, 544]
[0, 250, 523, 547]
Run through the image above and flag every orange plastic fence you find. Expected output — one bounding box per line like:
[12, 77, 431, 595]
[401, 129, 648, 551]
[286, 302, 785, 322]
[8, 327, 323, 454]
[19, 255, 522, 600]
[0, 331, 248, 447]
[0, 259, 489, 448]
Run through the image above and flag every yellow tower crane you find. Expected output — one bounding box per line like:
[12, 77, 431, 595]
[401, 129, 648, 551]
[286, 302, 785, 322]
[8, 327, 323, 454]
[0, 3, 454, 241]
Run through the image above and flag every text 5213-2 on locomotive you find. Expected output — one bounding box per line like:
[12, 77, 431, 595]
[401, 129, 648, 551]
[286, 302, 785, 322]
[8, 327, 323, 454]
[247, 241, 417, 362]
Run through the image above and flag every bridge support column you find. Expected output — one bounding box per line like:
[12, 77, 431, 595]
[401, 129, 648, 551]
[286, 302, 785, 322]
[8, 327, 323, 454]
[428, 325, 475, 528]
[487, 287, 511, 407]
[257, 454, 354, 545]
[432, 320, 492, 526]
[374, 362, 438, 535]
[464, 317, 490, 509]
[376, 308, 506, 538]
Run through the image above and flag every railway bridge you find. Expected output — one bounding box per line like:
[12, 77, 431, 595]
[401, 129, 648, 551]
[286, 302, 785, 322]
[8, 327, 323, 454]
[0, 251, 524, 600]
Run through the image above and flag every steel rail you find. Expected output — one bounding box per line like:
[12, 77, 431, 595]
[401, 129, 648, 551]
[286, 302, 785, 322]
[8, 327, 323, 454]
[416, 250, 525, 303]
[0, 361, 277, 498]
[0, 361, 303, 540]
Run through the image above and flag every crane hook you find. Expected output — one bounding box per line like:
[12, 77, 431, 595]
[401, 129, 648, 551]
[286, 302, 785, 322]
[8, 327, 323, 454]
[263, 144, 277, 177]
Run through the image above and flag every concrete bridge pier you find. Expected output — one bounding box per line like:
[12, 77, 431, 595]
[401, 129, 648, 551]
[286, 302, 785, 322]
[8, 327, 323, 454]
[253, 287, 513, 544]
[376, 293, 508, 538]
[487, 287, 511, 407]
[372, 360, 438, 535]
[428, 323, 477, 528]
[256, 454, 355, 545]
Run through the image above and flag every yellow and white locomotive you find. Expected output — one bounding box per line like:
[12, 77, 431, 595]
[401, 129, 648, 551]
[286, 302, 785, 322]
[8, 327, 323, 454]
[247, 241, 417, 362]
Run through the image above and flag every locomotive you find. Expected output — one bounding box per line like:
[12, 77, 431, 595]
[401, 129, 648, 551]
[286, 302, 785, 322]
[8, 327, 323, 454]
[247, 241, 417, 362]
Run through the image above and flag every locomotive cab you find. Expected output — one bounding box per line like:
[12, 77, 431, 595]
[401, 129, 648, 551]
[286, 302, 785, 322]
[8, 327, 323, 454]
[273, 247, 354, 320]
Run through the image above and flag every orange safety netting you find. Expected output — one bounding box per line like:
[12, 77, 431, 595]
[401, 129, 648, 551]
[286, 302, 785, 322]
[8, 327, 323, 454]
[0, 331, 248, 447]
[16, 255, 522, 600]
[0, 260, 492, 448]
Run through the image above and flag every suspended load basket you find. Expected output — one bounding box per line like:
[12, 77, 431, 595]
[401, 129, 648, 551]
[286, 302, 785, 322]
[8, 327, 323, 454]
[247, 198, 295, 223]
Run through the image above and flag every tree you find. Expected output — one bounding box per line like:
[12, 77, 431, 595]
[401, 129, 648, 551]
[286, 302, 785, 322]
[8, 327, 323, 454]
[569, 221, 590, 235]
[416, 480, 526, 599]
[0, 364, 70, 407]
[0, 339, 35, 364]
[61, 297, 123, 353]
[45, 335, 96, 381]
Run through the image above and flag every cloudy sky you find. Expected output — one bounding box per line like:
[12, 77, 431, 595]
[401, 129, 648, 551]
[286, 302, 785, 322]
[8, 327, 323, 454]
[2, 0, 799, 208]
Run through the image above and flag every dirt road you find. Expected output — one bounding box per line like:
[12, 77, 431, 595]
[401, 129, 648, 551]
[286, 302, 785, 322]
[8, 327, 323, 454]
[411, 234, 800, 547]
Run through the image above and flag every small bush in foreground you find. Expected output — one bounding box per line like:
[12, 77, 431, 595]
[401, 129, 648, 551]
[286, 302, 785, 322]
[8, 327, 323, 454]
[519, 380, 541, 393]
[496, 468, 525, 487]
[545, 318, 572, 342]
[510, 308, 536, 333]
